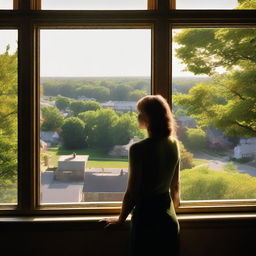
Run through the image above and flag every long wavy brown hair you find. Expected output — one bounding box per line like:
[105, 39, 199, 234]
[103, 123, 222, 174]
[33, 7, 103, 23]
[136, 95, 176, 138]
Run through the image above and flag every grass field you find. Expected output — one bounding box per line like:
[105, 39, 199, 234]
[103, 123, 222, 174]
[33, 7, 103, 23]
[42, 147, 210, 170]
[192, 159, 208, 166]
[42, 146, 128, 168]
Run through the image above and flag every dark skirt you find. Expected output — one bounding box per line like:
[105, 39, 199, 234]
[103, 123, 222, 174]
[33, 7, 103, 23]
[129, 192, 180, 256]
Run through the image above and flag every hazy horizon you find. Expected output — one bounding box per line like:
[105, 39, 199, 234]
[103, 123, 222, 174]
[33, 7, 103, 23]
[40, 74, 207, 78]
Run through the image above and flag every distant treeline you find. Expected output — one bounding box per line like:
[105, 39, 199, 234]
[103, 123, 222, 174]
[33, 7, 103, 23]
[172, 76, 211, 94]
[41, 76, 210, 102]
[41, 77, 150, 102]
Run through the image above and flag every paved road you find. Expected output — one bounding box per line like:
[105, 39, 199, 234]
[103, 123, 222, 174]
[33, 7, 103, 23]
[194, 152, 256, 177]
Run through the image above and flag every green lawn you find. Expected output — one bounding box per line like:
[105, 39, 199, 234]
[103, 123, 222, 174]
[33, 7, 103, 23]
[192, 158, 208, 167]
[43, 146, 128, 168]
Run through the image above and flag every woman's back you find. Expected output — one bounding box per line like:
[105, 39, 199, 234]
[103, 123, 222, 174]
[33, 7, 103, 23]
[132, 137, 179, 198]
[130, 137, 180, 256]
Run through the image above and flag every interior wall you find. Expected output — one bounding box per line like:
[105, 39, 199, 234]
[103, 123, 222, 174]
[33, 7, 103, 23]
[1, 218, 255, 256]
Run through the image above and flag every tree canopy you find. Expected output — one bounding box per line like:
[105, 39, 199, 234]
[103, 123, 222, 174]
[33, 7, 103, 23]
[61, 117, 86, 149]
[173, 26, 256, 137]
[70, 100, 102, 116]
[55, 95, 71, 111]
[0, 46, 17, 202]
[41, 106, 64, 131]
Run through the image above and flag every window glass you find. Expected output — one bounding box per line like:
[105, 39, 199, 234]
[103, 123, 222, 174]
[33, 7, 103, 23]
[0, 0, 13, 9]
[42, 0, 148, 10]
[176, 0, 256, 10]
[172, 28, 256, 201]
[40, 29, 151, 204]
[0, 30, 18, 204]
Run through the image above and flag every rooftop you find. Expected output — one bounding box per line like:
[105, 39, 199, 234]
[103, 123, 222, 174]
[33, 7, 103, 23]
[83, 168, 128, 193]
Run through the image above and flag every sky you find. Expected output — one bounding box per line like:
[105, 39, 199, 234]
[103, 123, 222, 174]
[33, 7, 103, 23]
[40, 29, 151, 77]
[42, 0, 148, 10]
[0, 0, 240, 77]
[0, 0, 239, 10]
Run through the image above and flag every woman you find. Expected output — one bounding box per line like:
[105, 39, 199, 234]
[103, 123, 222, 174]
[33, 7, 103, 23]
[101, 95, 180, 256]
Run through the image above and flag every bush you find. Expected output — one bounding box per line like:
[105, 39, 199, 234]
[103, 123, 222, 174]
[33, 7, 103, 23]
[184, 127, 207, 151]
[178, 140, 194, 170]
[181, 166, 256, 200]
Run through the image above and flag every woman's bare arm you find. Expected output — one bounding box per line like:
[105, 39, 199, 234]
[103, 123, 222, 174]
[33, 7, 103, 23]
[170, 159, 180, 209]
[118, 144, 142, 223]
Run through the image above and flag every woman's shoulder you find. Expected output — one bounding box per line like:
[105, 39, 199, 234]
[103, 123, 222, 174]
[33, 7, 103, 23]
[168, 136, 179, 146]
[130, 137, 179, 150]
[129, 138, 150, 151]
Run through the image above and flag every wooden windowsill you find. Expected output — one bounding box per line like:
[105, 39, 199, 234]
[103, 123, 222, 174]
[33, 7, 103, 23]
[1, 212, 256, 223]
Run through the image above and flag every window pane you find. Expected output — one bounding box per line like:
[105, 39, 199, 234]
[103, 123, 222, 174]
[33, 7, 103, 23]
[176, 0, 256, 9]
[40, 29, 151, 204]
[42, 0, 148, 10]
[172, 28, 256, 201]
[0, 0, 13, 9]
[0, 30, 18, 204]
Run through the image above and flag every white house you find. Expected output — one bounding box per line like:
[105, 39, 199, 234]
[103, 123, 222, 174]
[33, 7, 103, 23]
[108, 136, 141, 157]
[101, 101, 136, 112]
[40, 131, 60, 146]
[234, 138, 256, 159]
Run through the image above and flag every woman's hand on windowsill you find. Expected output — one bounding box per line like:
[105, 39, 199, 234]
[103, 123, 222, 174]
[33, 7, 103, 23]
[99, 217, 125, 230]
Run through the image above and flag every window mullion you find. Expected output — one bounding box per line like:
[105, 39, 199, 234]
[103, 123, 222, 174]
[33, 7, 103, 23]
[18, 16, 37, 213]
[152, 0, 170, 103]
[19, 0, 30, 10]
[170, 0, 176, 10]
[13, 0, 19, 10]
[31, 0, 41, 10]
[152, 18, 170, 103]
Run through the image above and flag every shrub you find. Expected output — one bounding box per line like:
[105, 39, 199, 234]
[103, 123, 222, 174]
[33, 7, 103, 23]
[178, 140, 194, 170]
[184, 127, 207, 151]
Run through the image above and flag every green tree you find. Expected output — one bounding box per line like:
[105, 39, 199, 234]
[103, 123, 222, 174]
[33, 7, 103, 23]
[237, 0, 256, 9]
[75, 86, 110, 102]
[55, 95, 71, 111]
[78, 109, 145, 149]
[113, 112, 145, 145]
[87, 108, 119, 148]
[61, 117, 86, 149]
[110, 84, 132, 101]
[128, 90, 147, 101]
[70, 100, 102, 116]
[70, 100, 86, 116]
[134, 81, 150, 92]
[41, 106, 64, 131]
[42, 81, 60, 96]
[173, 26, 256, 137]
[83, 100, 102, 112]
[0, 46, 18, 202]
[78, 108, 118, 148]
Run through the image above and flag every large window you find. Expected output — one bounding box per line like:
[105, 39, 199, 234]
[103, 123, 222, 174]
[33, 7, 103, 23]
[0, 30, 18, 205]
[172, 28, 256, 202]
[0, 0, 256, 215]
[40, 29, 151, 204]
